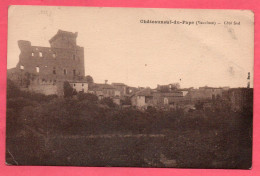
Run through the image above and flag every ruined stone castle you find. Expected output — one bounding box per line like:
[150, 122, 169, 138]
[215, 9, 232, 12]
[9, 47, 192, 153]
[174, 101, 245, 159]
[8, 30, 86, 95]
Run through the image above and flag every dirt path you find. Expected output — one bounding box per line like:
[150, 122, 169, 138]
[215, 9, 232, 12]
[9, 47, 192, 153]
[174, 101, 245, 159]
[53, 134, 166, 139]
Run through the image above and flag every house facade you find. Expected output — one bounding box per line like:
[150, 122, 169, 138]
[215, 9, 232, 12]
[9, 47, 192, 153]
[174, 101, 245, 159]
[223, 88, 253, 112]
[131, 88, 154, 109]
[69, 81, 88, 93]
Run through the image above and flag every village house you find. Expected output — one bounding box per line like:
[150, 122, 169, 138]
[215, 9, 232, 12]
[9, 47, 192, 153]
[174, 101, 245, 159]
[88, 83, 121, 105]
[111, 83, 127, 97]
[125, 86, 139, 95]
[129, 84, 233, 110]
[69, 80, 89, 93]
[222, 88, 253, 112]
[157, 83, 180, 92]
[153, 91, 186, 108]
[188, 86, 225, 102]
[130, 88, 154, 109]
[130, 85, 192, 110]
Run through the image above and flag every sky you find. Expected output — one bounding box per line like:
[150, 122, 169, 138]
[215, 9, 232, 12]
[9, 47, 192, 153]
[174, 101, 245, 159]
[7, 6, 254, 88]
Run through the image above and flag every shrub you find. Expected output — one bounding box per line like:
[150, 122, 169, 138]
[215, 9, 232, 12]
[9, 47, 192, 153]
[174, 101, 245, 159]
[100, 97, 116, 108]
[77, 92, 98, 102]
[63, 81, 74, 98]
[121, 97, 131, 105]
[7, 79, 21, 98]
[85, 75, 94, 83]
[195, 101, 204, 110]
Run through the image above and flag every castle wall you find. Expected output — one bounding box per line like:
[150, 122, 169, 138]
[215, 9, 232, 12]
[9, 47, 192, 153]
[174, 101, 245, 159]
[17, 40, 85, 84]
[8, 30, 85, 96]
[26, 83, 58, 95]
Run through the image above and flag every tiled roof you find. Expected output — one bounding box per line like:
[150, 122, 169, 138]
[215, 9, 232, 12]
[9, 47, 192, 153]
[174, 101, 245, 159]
[89, 83, 115, 91]
[134, 88, 153, 96]
[111, 83, 126, 86]
[68, 80, 89, 83]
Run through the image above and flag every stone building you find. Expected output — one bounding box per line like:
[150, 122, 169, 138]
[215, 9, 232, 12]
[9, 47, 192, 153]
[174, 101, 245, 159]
[69, 80, 88, 93]
[8, 30, 85, 96]
[130, 88, 154, 109]
[88, 83, 120, 99]
[152, 91, 186, 108]
[223, 88, 253, 112]
[130, 85, 228, 110]
[188, 86, 225, 102]
[111, 83, 127, 97]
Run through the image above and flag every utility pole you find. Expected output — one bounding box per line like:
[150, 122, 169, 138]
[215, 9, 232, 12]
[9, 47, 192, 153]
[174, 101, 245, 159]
[247, 72, 250, 88]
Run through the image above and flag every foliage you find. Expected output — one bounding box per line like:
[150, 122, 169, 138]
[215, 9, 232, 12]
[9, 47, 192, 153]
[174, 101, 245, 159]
[77, 92, 98, 102]
[195, 101, 204, 110]
[121, 97, 131, 105]
[6, 79, 253, 168]
[7, 79, 21, 98]
[63, 81, 74, 98]
[100, 97, 116, 108]
[85, 75, 94, 83]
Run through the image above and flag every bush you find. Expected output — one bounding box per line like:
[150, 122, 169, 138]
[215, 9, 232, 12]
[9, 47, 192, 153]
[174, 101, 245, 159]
[7, 79, 21, 98]
[77, 92, 98, 102]
[85, 75, 94, 83]
[100, 97, 116, 108]
[63, 81, 74, 98]
[146, 106, 157, 114]
[121, 97, 131, 105]
[195, 101, 204, 110]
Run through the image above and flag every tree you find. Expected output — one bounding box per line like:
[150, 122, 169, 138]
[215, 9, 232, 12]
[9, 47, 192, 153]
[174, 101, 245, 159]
[63, 81, 74, 98]
[121, 97, 131, 105]
[195, 101, 204, 110]
[7, 79, 21, 98]
[77, 92, 98, 102]
[85, 75, 94, 84]
[100, 97, 116, 108]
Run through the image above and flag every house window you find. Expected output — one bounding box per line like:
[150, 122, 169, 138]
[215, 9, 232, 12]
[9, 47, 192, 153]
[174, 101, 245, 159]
[36, 66, 40, 73]
[74, 84, 76, 87]
[64, 69, 67, 75]
[20, 65, 24, 70]
[164, 98, 169, 105]
[32, 52, 34, 56]
[82, 83, 84, 86]
[145, 97, 149, 103]
[53, 67, 56, 74]
[73, 54, 76, 60]
[39, 52, 43, 57]
[73, 69, 76, 76]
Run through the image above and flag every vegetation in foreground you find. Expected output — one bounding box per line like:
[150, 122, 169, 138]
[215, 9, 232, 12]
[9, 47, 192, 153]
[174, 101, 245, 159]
[6, 79, 252, 168]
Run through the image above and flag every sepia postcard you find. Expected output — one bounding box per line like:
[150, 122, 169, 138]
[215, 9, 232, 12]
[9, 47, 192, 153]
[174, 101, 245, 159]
[6, 6, 254, 169]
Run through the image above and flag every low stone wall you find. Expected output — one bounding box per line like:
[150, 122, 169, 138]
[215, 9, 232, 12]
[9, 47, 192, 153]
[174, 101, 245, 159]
[28, 83, 58, 95]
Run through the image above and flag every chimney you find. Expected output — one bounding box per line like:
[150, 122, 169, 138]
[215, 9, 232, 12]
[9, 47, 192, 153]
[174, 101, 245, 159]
[247, 72, 250, 88]
[105, 80, 108, 84]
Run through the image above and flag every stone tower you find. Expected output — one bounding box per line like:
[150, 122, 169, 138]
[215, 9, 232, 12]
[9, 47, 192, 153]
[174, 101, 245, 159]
[17, 30, 85, 83]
